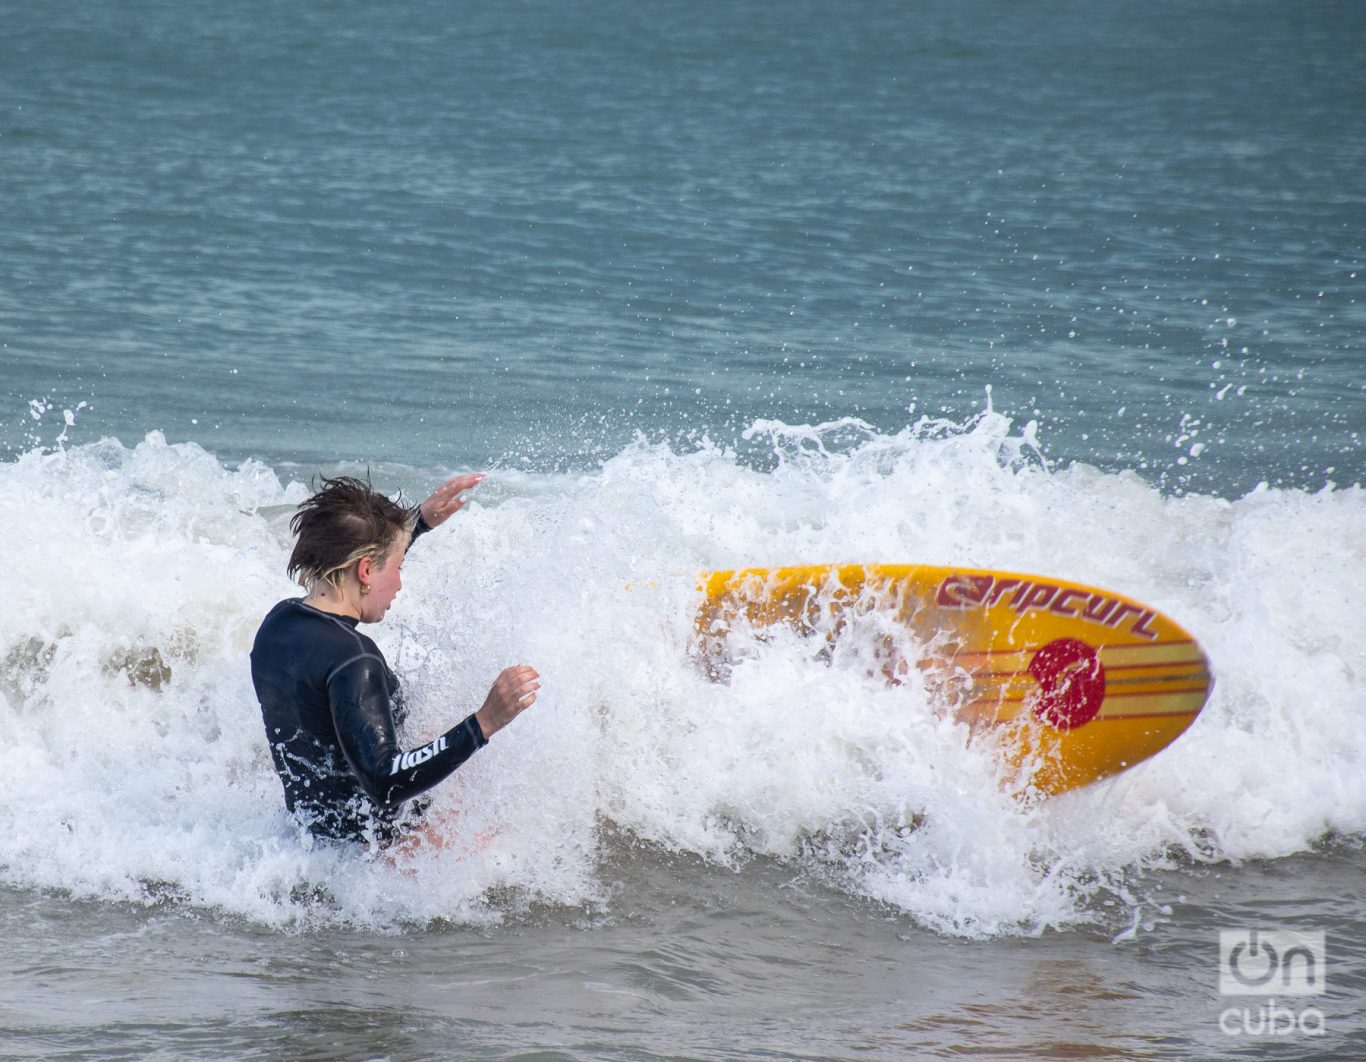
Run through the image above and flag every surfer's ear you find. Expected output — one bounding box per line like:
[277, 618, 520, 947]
[356, 545, 396, 588]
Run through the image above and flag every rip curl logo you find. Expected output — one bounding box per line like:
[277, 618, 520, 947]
[390, 735, 448, 775]
[935, 574, 1159, 640]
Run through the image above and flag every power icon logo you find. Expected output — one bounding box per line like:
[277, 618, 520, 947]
[1229, 931, 1286, 989]
[1220, 930, 1326, 996]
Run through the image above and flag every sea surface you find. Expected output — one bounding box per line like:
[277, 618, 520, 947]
[2, 0, 1363, 1058]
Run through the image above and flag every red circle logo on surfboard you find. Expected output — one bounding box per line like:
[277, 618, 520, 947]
[1028, 638, 1106, 730]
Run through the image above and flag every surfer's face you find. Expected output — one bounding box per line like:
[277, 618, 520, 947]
[358, 542, 405, 622]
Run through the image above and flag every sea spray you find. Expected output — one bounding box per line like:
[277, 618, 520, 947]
[2, 416, 1363, 934]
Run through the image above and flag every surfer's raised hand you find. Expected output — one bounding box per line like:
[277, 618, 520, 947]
[418, 472, 484, 529]
[475, 665, 541, 739]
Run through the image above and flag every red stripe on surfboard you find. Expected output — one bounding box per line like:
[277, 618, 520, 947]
[1095, 709, 1203, 721]
[962, 686, 1210, 707]
[949, 639, 1198, 662]
[974, 663, 1208, 679]
[1103, 660, 1210, 673]
[958, 707, 1203, 723]
[1103, 686, 1210, 698]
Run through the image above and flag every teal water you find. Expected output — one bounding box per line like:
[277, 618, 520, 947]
[2, 1, 1364, 1058]
[4, 0, 1362, 490]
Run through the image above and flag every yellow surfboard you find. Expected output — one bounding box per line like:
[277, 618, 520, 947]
[694, 565, 1212, 796]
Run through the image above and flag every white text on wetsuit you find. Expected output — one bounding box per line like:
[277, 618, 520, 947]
[391, 735, 448, 775]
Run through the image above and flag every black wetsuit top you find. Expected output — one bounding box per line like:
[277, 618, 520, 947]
[250, 521, 487, 844]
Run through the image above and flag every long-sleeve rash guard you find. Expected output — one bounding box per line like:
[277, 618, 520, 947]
[251, 522, 486, 843]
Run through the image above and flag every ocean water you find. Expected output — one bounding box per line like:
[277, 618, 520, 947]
[2, 0, 1363, 1058]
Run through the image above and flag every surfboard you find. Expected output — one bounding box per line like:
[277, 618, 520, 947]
[693, 564, 1212, 796]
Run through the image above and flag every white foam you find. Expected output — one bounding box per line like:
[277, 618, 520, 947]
[2, 419, 1362, 935]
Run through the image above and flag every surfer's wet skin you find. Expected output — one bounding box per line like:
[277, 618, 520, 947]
[697, 564, 1213, 797]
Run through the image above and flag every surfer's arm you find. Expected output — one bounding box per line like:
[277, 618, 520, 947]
[410, 473, 484, 545]
[409, 510, 434, 546]
[327, 654, 487, 807]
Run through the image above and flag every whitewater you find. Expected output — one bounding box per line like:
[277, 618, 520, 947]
[3, 413, 1360, 941]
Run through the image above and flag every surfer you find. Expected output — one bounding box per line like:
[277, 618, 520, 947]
[250, 473, 539, 851]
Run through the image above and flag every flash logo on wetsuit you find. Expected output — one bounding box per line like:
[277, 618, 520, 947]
[390, 735, 449, 775]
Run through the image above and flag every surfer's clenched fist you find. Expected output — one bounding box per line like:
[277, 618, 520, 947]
[418, 472, 484, 529]
[475, 665, 541, 739]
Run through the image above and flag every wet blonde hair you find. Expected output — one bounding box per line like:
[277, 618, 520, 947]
[287, 476, 417, 590]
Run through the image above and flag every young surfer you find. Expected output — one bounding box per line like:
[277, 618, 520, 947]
[250, 473, 539, 850]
